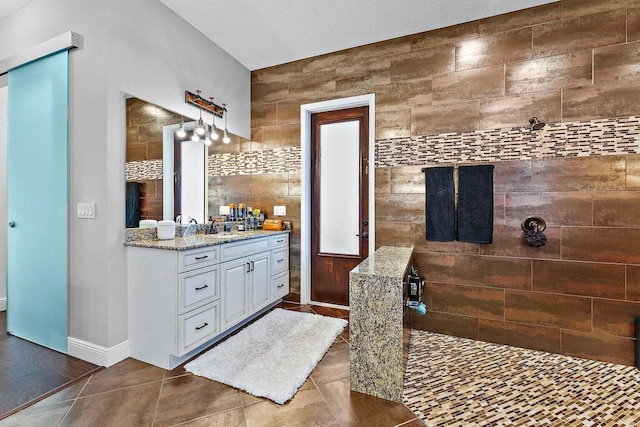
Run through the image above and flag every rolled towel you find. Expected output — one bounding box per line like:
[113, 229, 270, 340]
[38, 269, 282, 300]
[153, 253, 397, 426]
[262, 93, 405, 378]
[525, 230, 547, 247]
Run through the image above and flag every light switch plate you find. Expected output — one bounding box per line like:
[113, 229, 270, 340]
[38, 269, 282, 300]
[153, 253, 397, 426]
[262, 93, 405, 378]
[274, 205, 286, 216]
[219, 206, 230, 215]
[77, 202, 96, 219]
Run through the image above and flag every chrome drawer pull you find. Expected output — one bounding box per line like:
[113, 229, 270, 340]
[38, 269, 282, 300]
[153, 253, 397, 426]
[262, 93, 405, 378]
[195, 284, 209, 291]
[277, 284, 284, 288]
[195, 255, 209, 260]
[277, 259, 284, 263]
[195, 322, 208, 330]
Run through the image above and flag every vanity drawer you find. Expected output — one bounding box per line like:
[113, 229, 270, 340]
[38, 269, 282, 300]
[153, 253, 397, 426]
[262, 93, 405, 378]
[179, 301, 220, 356]
[271, 248, 289, 275]
[272, 271, 289, 300]
[179, 247, 219, 272]
[220, 237, 269, 263]
[270, 234, 288, 249]
[179, 266, 220, 314]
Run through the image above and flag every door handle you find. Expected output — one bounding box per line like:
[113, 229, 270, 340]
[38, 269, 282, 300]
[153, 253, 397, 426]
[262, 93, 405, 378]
[250, 261, 255, 272]
[355, 231, 369, 238]
[247, 262, 251, 273]
[8, 221, 15, 228]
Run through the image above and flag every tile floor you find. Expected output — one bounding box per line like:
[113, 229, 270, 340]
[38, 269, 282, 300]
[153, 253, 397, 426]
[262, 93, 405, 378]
[0, 303, 421, 427]
[404, 330, 640, 426]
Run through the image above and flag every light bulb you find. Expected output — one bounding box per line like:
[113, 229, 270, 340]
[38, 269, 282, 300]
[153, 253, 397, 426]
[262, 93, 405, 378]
[196, 119, 205, 136]
[176, 119, 186, 138]
[210, 128, 219, 141]
[191, 132, 200, 142]
[223, 129, 230, 144]
[204, 136, 212, 146]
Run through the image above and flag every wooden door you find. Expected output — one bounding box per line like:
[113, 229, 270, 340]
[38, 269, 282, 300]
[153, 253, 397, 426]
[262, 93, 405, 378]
[310, 107, 369, 306]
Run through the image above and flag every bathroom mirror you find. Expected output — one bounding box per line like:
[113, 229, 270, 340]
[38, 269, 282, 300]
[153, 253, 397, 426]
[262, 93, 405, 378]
[125, 96, 253, 228]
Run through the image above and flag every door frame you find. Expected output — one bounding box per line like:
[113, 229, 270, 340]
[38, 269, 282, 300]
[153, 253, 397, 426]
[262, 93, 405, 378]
[300, 94, 375, 306]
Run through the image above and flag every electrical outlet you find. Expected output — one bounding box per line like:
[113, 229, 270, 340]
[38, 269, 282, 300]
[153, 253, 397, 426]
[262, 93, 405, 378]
[219, 206, 230, 215]
[77, 203, 96, 219]
[274, 205, 286, 216]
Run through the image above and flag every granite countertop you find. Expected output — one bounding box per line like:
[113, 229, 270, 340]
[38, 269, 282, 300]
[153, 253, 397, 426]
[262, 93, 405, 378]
[350, 246, 413, 279]
[125, 230, 289, 251]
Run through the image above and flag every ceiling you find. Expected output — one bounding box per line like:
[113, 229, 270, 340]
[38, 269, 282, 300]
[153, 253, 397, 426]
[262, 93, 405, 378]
[0, 0, 558, 70]
[159, 0, 558, 70]
[0, 0, 35, 20]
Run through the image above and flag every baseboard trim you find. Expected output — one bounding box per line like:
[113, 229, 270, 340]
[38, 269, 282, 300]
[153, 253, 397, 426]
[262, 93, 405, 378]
[308, 300, 350, 311]
[0, 297, 6, 311]
[68, 337, 129, 367]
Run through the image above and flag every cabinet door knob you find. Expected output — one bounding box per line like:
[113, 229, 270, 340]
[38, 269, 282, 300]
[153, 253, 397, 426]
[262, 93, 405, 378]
[8, 221, 15, 228]
[246, 262, 251, 273]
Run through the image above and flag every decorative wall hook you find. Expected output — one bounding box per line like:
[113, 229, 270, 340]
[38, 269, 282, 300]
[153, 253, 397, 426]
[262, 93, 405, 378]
[521, 216, 547, 247]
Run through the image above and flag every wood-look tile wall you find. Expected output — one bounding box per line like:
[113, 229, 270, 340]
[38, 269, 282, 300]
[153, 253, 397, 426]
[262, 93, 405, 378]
[400, 155, 640, 366]
[250, 0, 640, 365]
[126, 98, 181, 221]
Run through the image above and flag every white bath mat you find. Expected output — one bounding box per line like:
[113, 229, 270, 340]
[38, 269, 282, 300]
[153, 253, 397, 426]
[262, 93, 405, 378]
[184, 308, 347, 404]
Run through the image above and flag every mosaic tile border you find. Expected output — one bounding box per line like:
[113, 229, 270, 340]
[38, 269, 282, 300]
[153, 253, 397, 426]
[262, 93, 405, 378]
[125, 159, 163, 181]
[377, 116, 640, 168]
[125, 116, 640, 179]
[207, 147, 301, 176]
[403, 330, 640, 426]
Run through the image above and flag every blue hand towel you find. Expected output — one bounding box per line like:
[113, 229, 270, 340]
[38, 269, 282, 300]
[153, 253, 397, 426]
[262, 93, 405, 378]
[424, 167, 455, 242]
[457, 165, 494, 244]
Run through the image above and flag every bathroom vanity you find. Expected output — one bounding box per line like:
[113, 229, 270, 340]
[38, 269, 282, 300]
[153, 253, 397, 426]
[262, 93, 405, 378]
[126, 231, 289, 369]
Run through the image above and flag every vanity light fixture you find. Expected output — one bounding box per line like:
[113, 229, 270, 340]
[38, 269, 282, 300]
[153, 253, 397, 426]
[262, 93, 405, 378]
[222, 103, 230, 144]
[176, 116, 186, 139]
[183, 90, 227, 143]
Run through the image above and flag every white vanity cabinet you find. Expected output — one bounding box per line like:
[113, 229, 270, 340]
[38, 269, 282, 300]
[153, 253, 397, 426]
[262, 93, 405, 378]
[128, 246, 221, 369]
[270, 234, 290, 300]
[219, 237, 272, 331]
[127, 232, 290, 370]
[220, 251, 271, 331]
